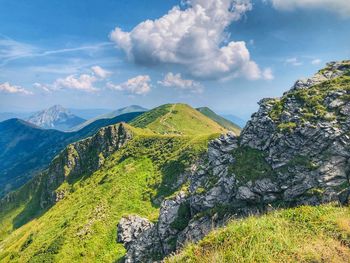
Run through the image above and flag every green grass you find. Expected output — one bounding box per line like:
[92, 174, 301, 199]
[196, 107, 241, 135]
[130, 104, 227, 136]
[166, 204, 350, 263]
[0, 131, 215, 262]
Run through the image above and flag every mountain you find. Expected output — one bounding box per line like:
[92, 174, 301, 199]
[0, 112, 143, 197]
[117, 60, 350, 262]
[130, 103, 227, 135]
[68, 108, 113, 120]
[27, 105, 86, 131]
[0, 112, 33, 122]
[1, 60, 350, 263]
[72, 105, 147, 131]
[196, 107, 241, 135]
[221, 114, 247, 128]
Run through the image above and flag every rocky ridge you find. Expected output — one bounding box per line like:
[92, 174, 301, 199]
[117, 61, 350, 262]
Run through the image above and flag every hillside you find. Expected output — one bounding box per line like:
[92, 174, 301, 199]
[0, 119, 70, 197]
[72, 105, 147, 131]
[0, 112, 143, 197]
[0, 123, 217, 262]
[113, 61, 350, 262]
[130, 103, 227, 135]
[27, 105, 86, 131]
[196, 107, 241, 135]
[167, 204, 350, 262]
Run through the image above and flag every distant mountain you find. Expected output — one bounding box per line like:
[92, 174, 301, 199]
[0, 111, 143, 197]
[130, 103, 227, 135]
[196, 107, 241, 135]
[69, 108, 113, 120]
[72, 105, 147, 131]
[0, 112, 33, 122]
[221, 114, 247, 128]
[27, 105, 86, 131]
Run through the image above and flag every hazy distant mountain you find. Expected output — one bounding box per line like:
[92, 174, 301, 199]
[27, 105, 86, 131]
[221, 114, 247, 128]
[69, 108, 113, 120]
[72, 105, 147, 131]
[0, 112, 33, 122]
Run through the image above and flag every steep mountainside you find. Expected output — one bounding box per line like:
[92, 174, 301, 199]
[0, 119, 70, 197]
[196, 107, 241, 135]
[115, 61, 350, 262]
[0, 112, 143, 197]
[130, 103, 227, 135]
[0, 122, 218, 262]
[72, 105, 147, 131]
[27, 105, 85, 131]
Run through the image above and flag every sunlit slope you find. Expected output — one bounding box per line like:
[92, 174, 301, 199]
[167, 204, 350, 263]
[0, 128, 216, 262]
[130, 103, 227, 135]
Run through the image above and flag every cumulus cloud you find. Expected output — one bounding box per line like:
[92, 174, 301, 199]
[108, 75, 151, 95]
[311, 58, 322, 65]
[285, 57, 303, 66]
[110, 0, 271, 80]
[158, 72, 203, 93]
[0, 82, 33, 95]
[53, 74, 98, 92]
[262, 68, 274, 80]
[34, 65, 110, 93]
[91, 65, 111, 78]
[269, 0, 350, 17]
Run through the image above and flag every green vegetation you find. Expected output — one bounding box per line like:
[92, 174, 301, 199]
[277, 122, 297, 133]
[0, 119, 217, 262]
[130, 104, 227, 135]
[166, 204, 350, 263]
[229, 147, 275, 184]
[196, 107, 241, 135]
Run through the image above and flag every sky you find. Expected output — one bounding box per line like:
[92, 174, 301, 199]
[0, 0, 349, 119]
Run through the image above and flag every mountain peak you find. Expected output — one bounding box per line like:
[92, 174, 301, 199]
[27, 105, 85, 131]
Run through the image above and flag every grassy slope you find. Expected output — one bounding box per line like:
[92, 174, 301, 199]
[0, 127, 217, 262]
[167, 204, 350, 263]
[130, 104, 227, 136]
[196, 107, 241, 135]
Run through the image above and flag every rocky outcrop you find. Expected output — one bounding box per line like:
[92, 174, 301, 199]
[117, 61, 350, 262]
[40, 123, 132, 208]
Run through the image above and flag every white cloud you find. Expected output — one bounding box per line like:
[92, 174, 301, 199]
[0, 82, 33, 95]
[91, 66, 111, 78]
[158, 72, 203, 93]
[110, 0, 271, 80]
[53, 74, 98, 92]
[269, 0, 350, 17]
[262, 68, 274, 80]
[285, 57, 303, 66]
[311, 58, 322, 65]
[108, 75, 151, 95]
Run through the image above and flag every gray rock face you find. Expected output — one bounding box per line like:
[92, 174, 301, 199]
[117, 61, 350, 262]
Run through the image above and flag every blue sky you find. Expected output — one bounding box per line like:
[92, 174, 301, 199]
[0, 0, 349, 119]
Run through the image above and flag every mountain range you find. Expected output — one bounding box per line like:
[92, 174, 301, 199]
[0, 61, 349, 263]
[0, 105, 238, 198]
